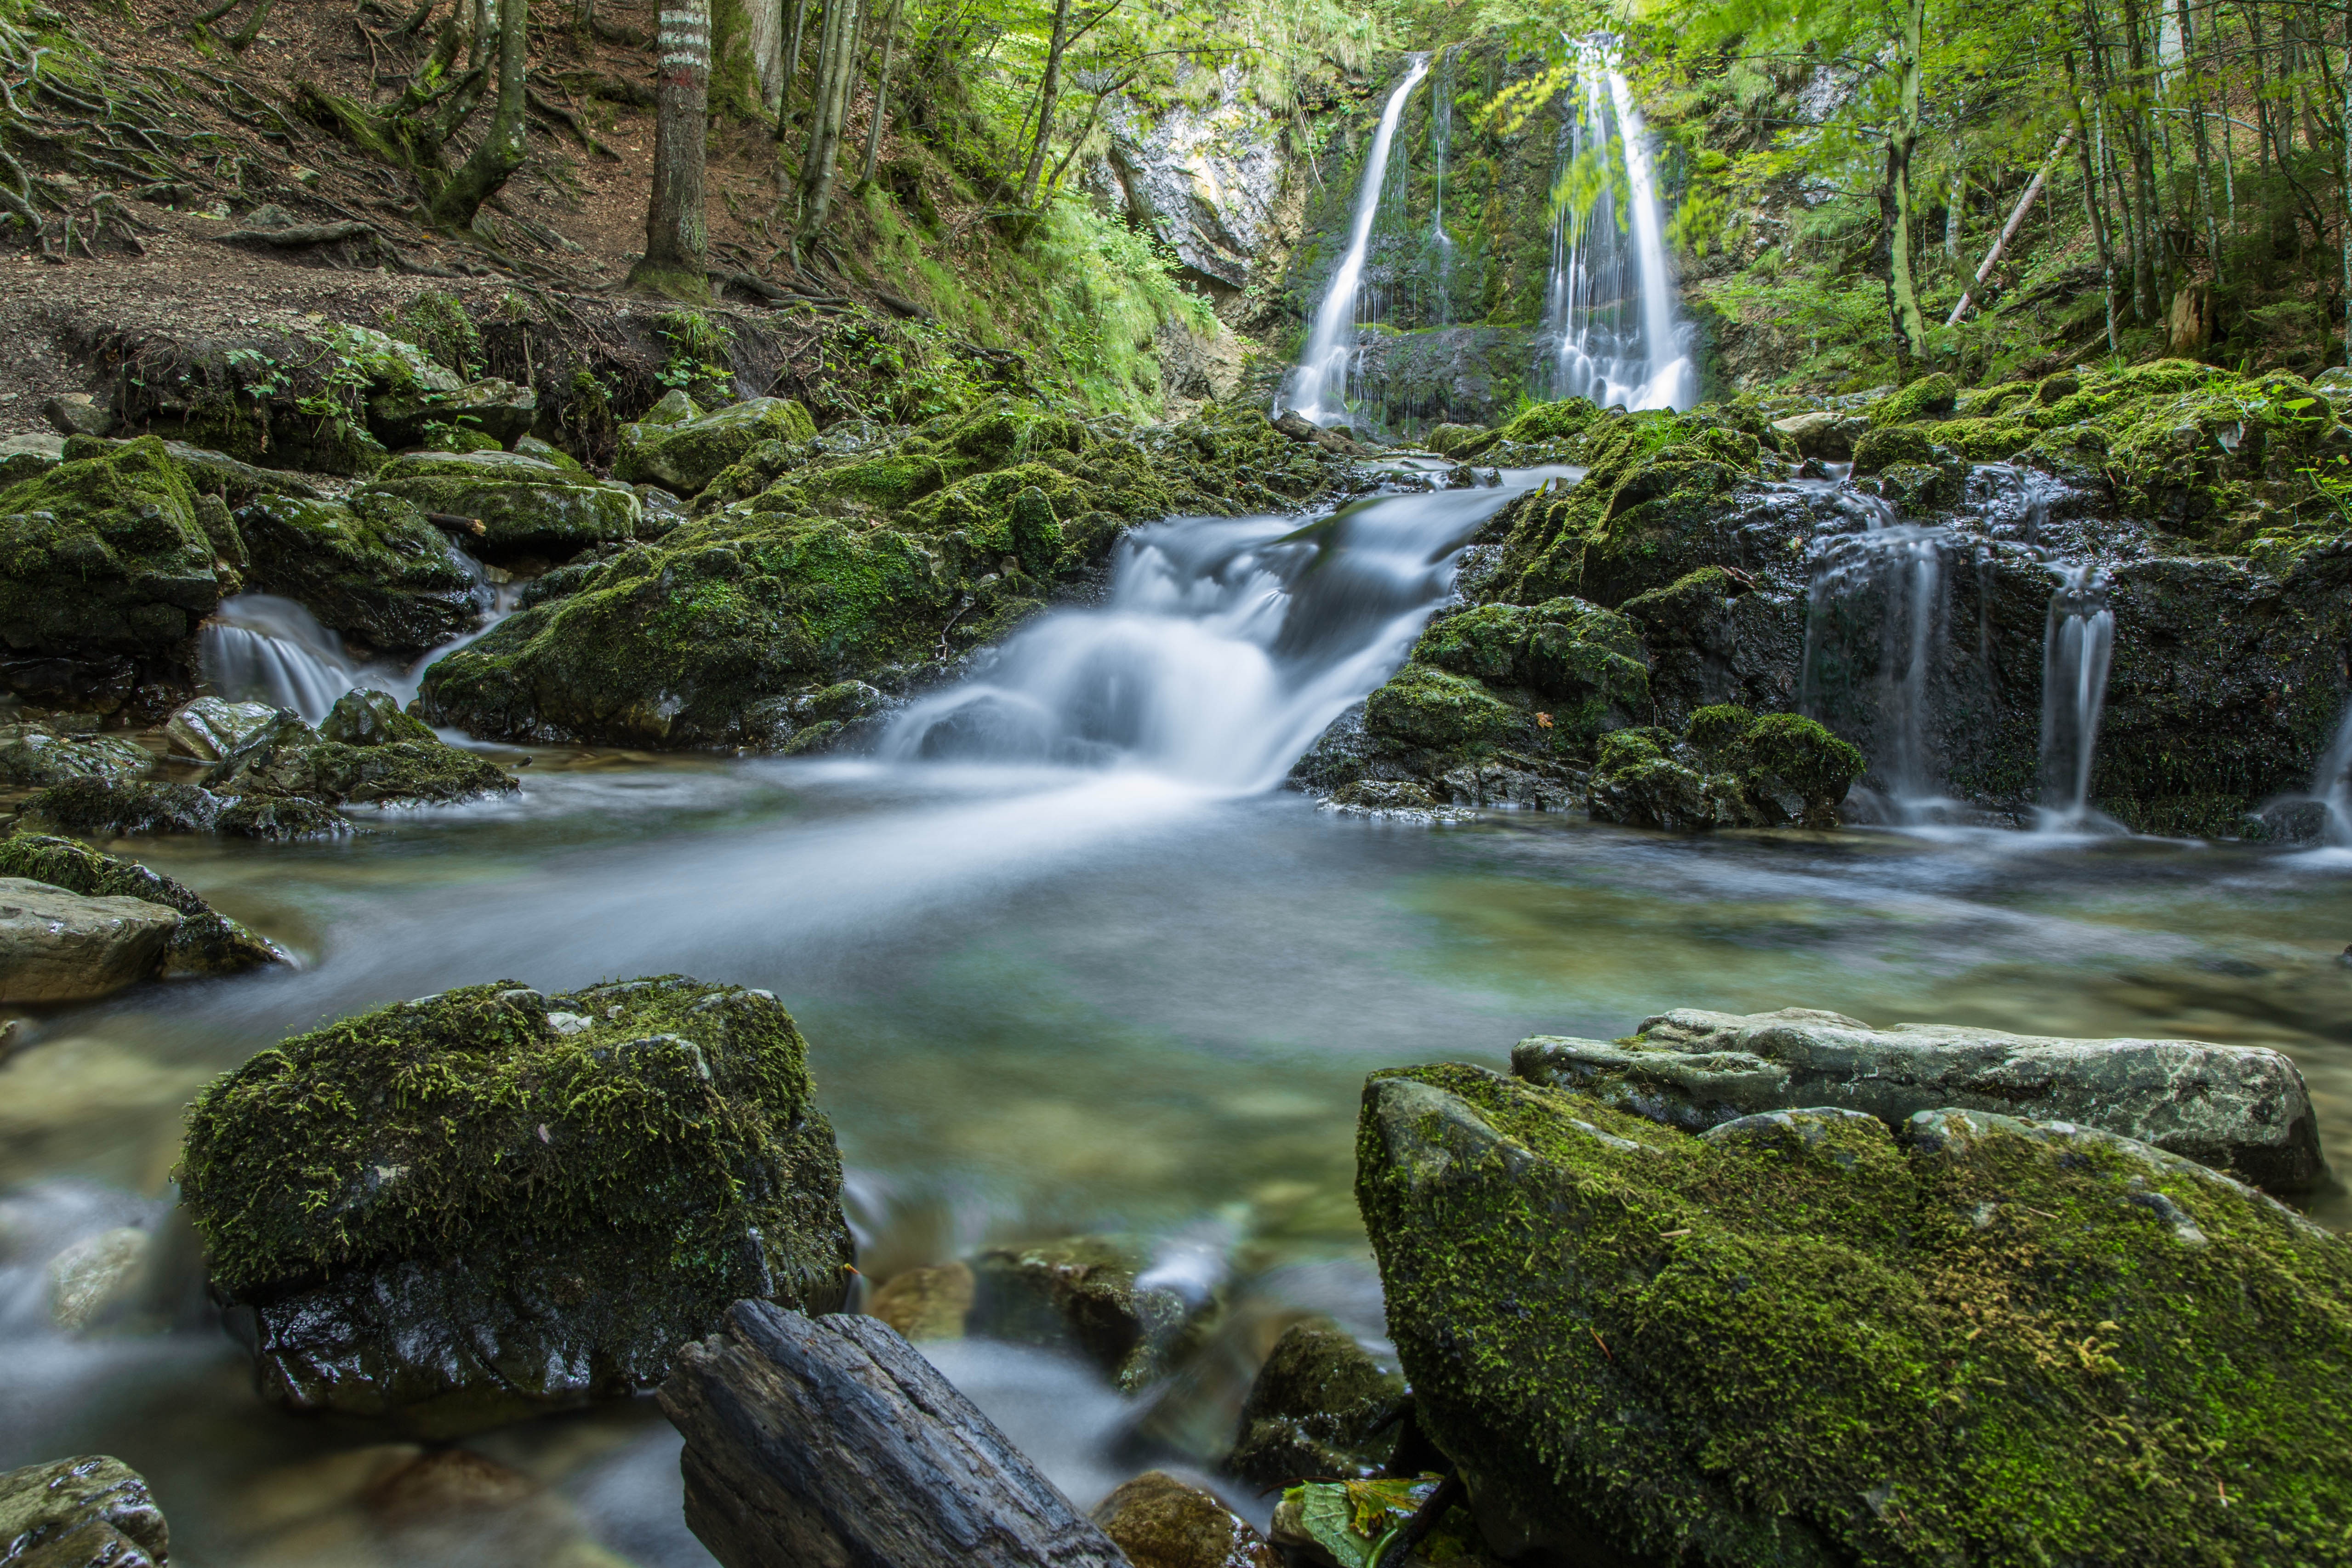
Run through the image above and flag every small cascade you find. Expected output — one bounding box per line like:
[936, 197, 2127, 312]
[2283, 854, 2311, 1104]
[881, 471, 1544, 793]
[2035, 564, 2116, 830]
[1535, 40, 1694, 411]
[1276, 54, 1433, 428]
[2302, 704, 2352, 844]
[1421, 46, 1456, 325]
[1798, 483, 1956, 817]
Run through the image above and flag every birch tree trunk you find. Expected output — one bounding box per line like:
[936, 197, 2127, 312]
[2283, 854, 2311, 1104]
[629, 0, 714, 301]
[429, 0, 527, 230]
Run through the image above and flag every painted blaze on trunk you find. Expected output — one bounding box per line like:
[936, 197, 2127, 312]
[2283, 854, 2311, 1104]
[631, 0, 713, 301]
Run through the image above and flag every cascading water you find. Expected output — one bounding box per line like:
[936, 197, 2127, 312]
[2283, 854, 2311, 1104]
[1536, 40, 1694, 411]
[2299, 704, 2352, 844]
[199, 539, 509, 720]
[882, 469, 1555, 793]
[2035, 564, 2115, 830]
[1421, 46, 1456, 326]
[1276, 55, 1433, 428]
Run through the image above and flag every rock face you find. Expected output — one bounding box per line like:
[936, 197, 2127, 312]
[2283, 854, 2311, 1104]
[232, 491, 482, 655]
[0, 1455, 171, 1568]
[1092, 64, 1289, 299]
[1355, 1062, 2352, 1566]
[0, 832, 278, 975]
[1514, 1005, 2327, 1194]
[660, 1302, 1127, 1568]
[179, 977, 855, 1437]
[0, 877, 179, 1003]
[1228, 1319, 1407, 1489]
[1093, 1471, 1277, 1568]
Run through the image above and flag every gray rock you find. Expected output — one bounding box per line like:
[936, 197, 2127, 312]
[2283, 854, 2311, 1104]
[0, 833, 280, 977]
[1512, 1005, 2326, 1194]
[0, 724, 152, 787]
[163, 697, 281, 761]
[41, 394, 115, 439]
[0, 1455, 170, 1568]
[1093, 65, 1287, 297]
[0, 877, 179, 1003]
[1768, 409, 1867, 460]
[0, 431, 66, 485]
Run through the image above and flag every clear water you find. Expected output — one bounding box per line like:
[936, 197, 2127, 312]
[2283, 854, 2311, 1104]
[6, 478, 2351, 1566]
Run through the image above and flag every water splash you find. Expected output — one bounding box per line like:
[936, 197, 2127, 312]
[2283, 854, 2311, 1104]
[1535, 40, 1694, 411]
[1276, 55, 1433, 428]
[2035, 563, 2116, 831]
[882, 471, 1548, 793]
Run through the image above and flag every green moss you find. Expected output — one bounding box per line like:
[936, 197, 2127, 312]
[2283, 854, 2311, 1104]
[235, 492, 478, 654]
[390, 291, 483, 378]
[0, 435, 219, 658]
[1932, 418, 2034, 461]
[1356, 1064, 2352, 1566]
[1866, 371, 1957, 427]
[359, 457, 646, 554]
[1412, 598, 1649, 741]
[1851, 424, 1936, 474]
[614, 398, 821, 496]
[1363, 664, 1520, 751]
[1591, 706, 1861, 831]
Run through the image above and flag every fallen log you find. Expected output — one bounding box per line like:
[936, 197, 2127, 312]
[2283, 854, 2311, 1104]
[220, 220, 376, 247]
[660, 1301, 1131, 1568]
[421, 512, 488, 536]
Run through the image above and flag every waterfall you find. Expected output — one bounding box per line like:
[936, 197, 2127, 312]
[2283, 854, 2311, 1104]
[2035, 564, 2115, 831]
[1423, 46, 1456, 326]
[881, 471, 1549, 793]
[1276, 55, 1433, 428]
[2303, 706, 2352, 844]
[1536, 40, 1694, 411]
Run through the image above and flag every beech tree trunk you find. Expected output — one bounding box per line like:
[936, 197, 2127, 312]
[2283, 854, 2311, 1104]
[630, 0, 714, 301]
[1882, 0, 1930, 365]
[429, 0, 529, 230]
[659, 1302, 1130, 1568]
[858, 0, 903, 188]
[1019, 0, 1074, 207]
[793, 0, 862, 249]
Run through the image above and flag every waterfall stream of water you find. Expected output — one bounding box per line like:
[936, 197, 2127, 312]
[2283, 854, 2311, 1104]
[884, 467, 1557, 791]
[1536, 40, 1694, 411]
[2036, 564, 2116, 831]
[1276, 56, 1432, 428]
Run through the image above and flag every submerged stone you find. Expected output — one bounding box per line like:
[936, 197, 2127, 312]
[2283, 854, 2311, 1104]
[1356, 1062, 2352, 1566]
[179, 976, 855, 1436]
[968, 1234, 1215, 1392]
[1515, 1005, 2326, 1194]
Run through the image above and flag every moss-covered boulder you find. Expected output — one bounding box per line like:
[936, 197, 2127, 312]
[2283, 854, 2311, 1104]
[0, 831, 276, 974]
[16, 776, 353, 839]
[318, 687, 435, 747]
[1850, 424, 1936, 475]
[1356, 1063, 2352, 1565]
[1589, 705, 1862, 831]
[1866, 371, 1958, 426]
[0, 436, 222, 663]
[179, 976, 856, 1436]
[205, 705, 514, 806]
[233, 491, 481, 654]
[1363, 664, 1521, 751]
[0, 724, 153, 787]
[358, 450, 648, 557]
[1230, 1319, 1408, 1490]
[614, 398, 820, 496]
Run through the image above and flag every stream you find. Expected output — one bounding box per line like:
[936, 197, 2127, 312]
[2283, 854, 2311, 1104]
[5, 469, 2352, 1565]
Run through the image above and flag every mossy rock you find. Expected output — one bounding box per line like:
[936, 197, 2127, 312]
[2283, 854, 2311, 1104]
[234, 492, 480, 655]
[318, 687, 436, 747]
[1590, 707, 1861, 832]
[18, 778, 227, 836]
[364, 376, 536, 451]
[1230, 1318, 1407, 1490]
[1412, 599, 1649, 741]
[0, 724, 153, 787]
[1932, 418, 2034, 462]
[613, 398, 820, 496]
[2101, 370, 2352, 544]
[1356, 1064, 2352, 1565]
[1954, 381, 2036, 419]
[1877, 460, 1961, 514]
[1424, 422, 1492, 458]
[1850, 424, 1936, 475]
[0, 436, 221, 661]
[1493, 397, 1603, 449]
[360, 451, 648, 556]
[179, 976, 855, 1436]
[1363, 664, 1520, 751]
[0, 829, 276, 974]
[1866, 372, 1957, 427]
[207, 732, 515, 806]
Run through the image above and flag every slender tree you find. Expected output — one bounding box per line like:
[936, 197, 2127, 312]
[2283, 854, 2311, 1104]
[859, 0, 906, 189]
[794, 0, 864, 253]
[430, 0, 530, 231]
[1019, 0, 1075, 206]
[630, 0, 714, 300]
[1881, 0, 1931, 365]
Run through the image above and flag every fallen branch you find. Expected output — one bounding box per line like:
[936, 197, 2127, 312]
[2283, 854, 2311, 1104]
[873, 289, 930, 319]
[221, 220, 376, 245]
[422, 511, 489, 535]
[1947, 127, 2074, 327]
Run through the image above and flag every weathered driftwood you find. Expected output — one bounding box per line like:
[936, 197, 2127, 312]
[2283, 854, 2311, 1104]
[659, 1301, 1131, 1568]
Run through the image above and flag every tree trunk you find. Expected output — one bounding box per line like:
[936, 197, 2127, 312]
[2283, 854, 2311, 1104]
[1947, 128, 2075, 324]
[1019, 0, 1074, 207]
[858, 0, 903, 188]
[1883, 0, 1931, 365]
[793, 0, 862, 250]
[629, 0, 714, 301]
[749, 0, 786, 112]
[2118, 0, 2162, 314]
[2067, 51, 2123, 354]
[428, 0, 529, 230]
[659, 1302, 1130, 1568]
[2341, 33, 2352, 363]
[2176, 0, 2222, 281]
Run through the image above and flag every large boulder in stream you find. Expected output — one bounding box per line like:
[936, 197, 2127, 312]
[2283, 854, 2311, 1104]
[1515, 1005, 2326, 1194]
[1356, 1062, 2352, 1566]
[0, 877, 179, 1003]
[0, 832, 278, 975]
[232, 491, 482, 655]
[180, 976, 856, 1436]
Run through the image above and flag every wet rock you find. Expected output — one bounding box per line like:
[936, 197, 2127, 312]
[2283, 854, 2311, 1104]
[1092, 1471, 1276, 1568]
[1270, 411, 1372, 456]
[867, 1260, 974, 1341]
[969, 1235, 1212, 1391]
[615, 398, 820, 496]
[359, 451, 648, 557]
[164, 697, 280, 761]
[317, 687, 436, 747]
[47, 1225, 149, 1333]
[0, 1455, 171, 1568]
[0, 832, 278, 975]
[217, 794, 353, 839]
[0, 435, 223, 668]
[1588, 705, 1862, 832]
[1355, 1062, 2352, 1566]
[18, 778, 227, 836]
[1332, 779, 1438, 811]
[0, 877, 178, 1003]
[1228, 1318, 1406, 1489]
[1767, 409, 1863, 461]
[1514, 1004, 2327, 1194]
[1423, 423, 1491, 457]
[205, 710, 515, 807]
[233, 492, 482, 654]
[0, 724, 153, 787]
[180, 977, 855, 1436]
